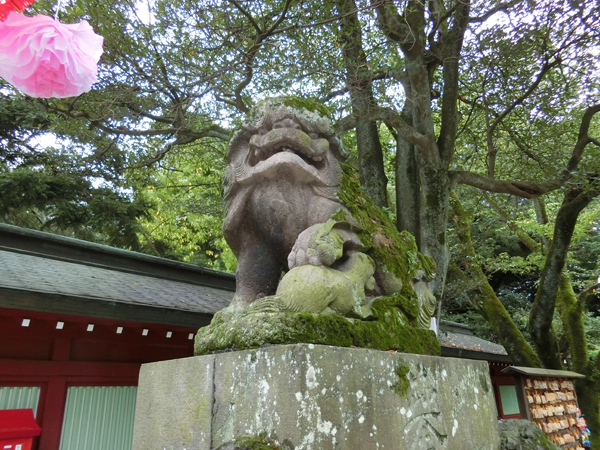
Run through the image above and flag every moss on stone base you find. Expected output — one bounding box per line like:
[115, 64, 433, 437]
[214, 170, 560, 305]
[498, 419, 560, 450]
[391, 364, 411, 398]
[215, 433, 290, 450]
[195, 295, 440, 356]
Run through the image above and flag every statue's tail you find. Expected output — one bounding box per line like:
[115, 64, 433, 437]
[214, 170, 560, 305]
[246, 295, 295, 313]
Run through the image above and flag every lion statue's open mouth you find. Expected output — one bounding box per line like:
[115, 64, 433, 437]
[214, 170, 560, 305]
[228, 114, 340, 188]
[247, 127, 329, 170]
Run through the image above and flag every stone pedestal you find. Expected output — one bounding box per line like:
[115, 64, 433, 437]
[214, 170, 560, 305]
[132, 344, 500, 450]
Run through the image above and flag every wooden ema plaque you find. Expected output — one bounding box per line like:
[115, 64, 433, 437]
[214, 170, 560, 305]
[524, 377, 582, 449]
[502, 366, 587, 450]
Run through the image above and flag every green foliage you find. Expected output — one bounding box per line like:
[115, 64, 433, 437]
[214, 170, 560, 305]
[0, 91, 49, 160]
[132, 142, 236, 270]
[0, 168, 151, 249]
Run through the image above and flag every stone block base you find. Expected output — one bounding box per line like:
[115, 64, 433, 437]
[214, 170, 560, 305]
[132, 344, 500, 450]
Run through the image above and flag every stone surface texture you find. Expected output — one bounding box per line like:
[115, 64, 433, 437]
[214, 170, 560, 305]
[132, 344, 500, 450]
[498, 420, 561, 450]
[132, 356, 214, 450]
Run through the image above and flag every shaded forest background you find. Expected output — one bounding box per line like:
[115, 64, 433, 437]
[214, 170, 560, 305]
[1, 0, 600, 440]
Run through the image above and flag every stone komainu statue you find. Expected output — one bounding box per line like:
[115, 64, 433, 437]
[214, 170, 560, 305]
[195, 97, 440, 356]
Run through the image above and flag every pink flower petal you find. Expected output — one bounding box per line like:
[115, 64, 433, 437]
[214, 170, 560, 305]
[0, 12, 104, 98]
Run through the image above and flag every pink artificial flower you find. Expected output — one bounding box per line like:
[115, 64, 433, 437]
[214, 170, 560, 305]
[0, 11, 103, 98]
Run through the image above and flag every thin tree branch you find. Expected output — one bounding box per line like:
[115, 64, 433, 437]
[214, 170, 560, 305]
[451, 171, 545, 198]
[469, 0, 523, 23]
[489, 58, 561, 136]
[455, 104, 600, 198]
[274, 1, 383, 36]
[482, 192, 540, 252]
[228, 0, 262, 34]
[232, 0, 293, 113]
[369, 106, 436, 157]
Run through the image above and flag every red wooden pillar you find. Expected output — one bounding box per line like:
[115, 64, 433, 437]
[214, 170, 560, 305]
[37, 377, 67, 450]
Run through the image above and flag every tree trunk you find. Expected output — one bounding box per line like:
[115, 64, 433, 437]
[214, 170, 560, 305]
[419, 164, 451, 300]
[449, 193, 542, 367]
[395, 108, 420, 243]
[336, 0, 388, 207]
[373, 0, 470, 302]
[556, 273, 600, 445]
[530, 187, 600, 368]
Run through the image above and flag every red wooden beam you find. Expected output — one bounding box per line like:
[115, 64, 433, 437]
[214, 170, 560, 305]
[0, 360, 141, 378]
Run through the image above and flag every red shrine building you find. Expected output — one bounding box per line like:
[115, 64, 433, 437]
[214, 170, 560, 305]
[0, 223, 520, 449]
[0, 223, 234, 450]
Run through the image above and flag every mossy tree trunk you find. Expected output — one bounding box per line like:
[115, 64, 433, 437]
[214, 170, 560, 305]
[529, 186, 600, 369]
[456, 183, 600, 438]
[335, 0, 388, 208]
[531, 186, 600, 442]
[395, 101, 421, 243]
[449, 193, 542, 367]
[452, 189, 600, 441]
[373, 0, 470, 301]
[556, 274, 600, 447]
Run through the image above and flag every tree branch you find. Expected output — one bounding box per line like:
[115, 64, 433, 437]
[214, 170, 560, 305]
[227, 0, 262, 34]
[454, 104, 600, 198]
[530, 185, 600, 368]
[469, 0, 523, 23]
[318, 67, 408, 103]
[482, 192, 540, 252]
[449, 192, 542, 367]
[46, 104, 230, 142]
[372, 0, 414, 47]
[489, 59, 561, 135]
[369, 106, 436, 158]
[436, 0, 470, 165]
[451, 170, 545, 198]
[567, 104, 600, 173]
[334, 114, 357, 135]
[578, 283, 600, 303]
[125, 104, 174, 124]
[232, 0, 293, 113]
[274, 1, 382, 36]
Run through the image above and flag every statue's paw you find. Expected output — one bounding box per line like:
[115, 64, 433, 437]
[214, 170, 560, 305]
[212, 304, 245, 323]
[288, 220, 344, 269]
[349, 301, 375, 320]
[287, 245, 308, 269]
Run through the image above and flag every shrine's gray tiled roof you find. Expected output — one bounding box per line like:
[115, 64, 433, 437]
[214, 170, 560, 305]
[0, 223, 236, 325]
[0, 249, 232, 314]
[438, 329, 508, 356]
